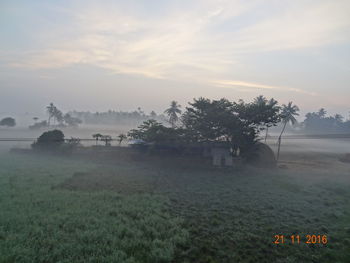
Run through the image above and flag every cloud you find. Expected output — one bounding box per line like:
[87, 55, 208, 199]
[5, 0, 350, 95]
[212, 79, 318, 96]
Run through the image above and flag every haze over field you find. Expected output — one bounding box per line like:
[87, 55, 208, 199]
[1, 0, 350, 119]
[1, 2, 350, 262]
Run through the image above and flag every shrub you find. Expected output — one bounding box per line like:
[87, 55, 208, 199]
[0, 117, 16, 127]
[32, 130, 65, 151]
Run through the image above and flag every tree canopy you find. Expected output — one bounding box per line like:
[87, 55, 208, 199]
[129, 96, 282, 156]
[0, 117, 16, 127]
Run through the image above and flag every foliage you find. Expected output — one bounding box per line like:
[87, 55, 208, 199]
[63, 113, 82, 126]
[68, 109, 166, 126]
[164, 101, 182, 127]
[128, 97, 282, 158]
[117, 133, 128, 145]
[277, 102, 300, 160]
[100, 135, 112, 146]
[303, 108, 350, 133]
[128, 120, 181, 144]
[46, 103, 82, 127]
[280, 102, 300, 126]
[182, 97, 281, 153]
[253, 95, 281, 129]
[0, 117, 16, 127]
[32, 129, 65, 151]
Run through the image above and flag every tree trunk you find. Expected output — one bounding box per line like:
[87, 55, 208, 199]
[264, 126, 269, 143]
[277, 121, 287, 162]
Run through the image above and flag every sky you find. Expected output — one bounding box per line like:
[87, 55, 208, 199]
[1, 0, 350, 120]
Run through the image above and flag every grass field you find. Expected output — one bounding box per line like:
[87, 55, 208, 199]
[0, 149, 349, 262]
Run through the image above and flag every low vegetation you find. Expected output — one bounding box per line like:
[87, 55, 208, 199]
[0, 153, 188, 263]
[0, 117, 16, 127]
[1, 150, 349, 262]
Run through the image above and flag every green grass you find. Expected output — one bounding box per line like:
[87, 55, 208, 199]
[0, 153, 188, 263]
[0, 151, 349, 263]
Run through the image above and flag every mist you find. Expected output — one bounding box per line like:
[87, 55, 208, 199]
[1, 0, 350, 262]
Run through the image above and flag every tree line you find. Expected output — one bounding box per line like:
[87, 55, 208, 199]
[302, 108, 350, 134]
[68, 108, 166, 126]
[129, 96, 299, 160]
[29, 103, 82, 129]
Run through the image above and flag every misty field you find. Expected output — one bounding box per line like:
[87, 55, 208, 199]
[0, 150, 349, 263]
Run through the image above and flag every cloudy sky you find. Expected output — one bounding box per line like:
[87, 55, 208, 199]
[1, 0, 349, 119]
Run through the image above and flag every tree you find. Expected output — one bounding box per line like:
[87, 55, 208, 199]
[317, 108, 327, 118]
[117, 133, 127, 145]
[0, 117, 16, 127]
[334, 114, 344, 123]
[128, 97, 281, 160]
[128, 120, 180, 143]
[277, 102, 300, 161]
[32, 129, 65, 150]
[164, 101, 182, 127]
[46, 103, 56, 126]
[92, 133, 103, 146]
[53, 107, 63, 125]
[33, 117, 39, 123]
[100, 135, 112, 146]
[46, 103, 64, 126]
[182, 97, 277, 155]
[150, 111, 157, 119]
[252, 96, 280, 142]
[63, 113, 82, 127]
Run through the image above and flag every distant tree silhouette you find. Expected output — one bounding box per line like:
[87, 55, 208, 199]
[164, 101, 182, 127]
[117, 133, 127, 145]
[253, 95, 280, 142]
[303, 109, 348, 133]
[0, 117, 16, 127]
[53, 107, 63, 125]
[150, 111, 157, 119]
[46, 103, 55, 126]
[63, 113, 82, 127]
[100, 135, 112, 146]
[277, 102, 300, 161]
[92, 133, 103, 146]
[33, 117, 39, 123]
[32, 129, 65, 151]
[317, 108, 327, 118]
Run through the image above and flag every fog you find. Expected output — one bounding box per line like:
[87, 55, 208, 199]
[1, 1, 350, 262]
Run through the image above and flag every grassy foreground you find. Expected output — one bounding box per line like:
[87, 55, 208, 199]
[0, 150, 349, 262]
[0, 153, 188, 263]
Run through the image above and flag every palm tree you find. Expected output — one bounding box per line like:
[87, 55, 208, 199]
[46, 103, 55, 126]
[317, 108, 327, 118]
[334, 114, 343, 123]
[53, 108, 63, 125]
[277, 102, 300, 161]
[92, 133, 102, 146]
[117, 133, 127, 146]
[164, 101, 182, 127]
[264, 98, 280, 142]
[100, 135, 112, 146]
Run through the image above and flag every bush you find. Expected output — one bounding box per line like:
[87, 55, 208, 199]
[32, 130, 65, 151]
[0, 117, 16, 127]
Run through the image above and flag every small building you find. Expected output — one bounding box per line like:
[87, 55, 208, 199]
[211, 147, 233, 166]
